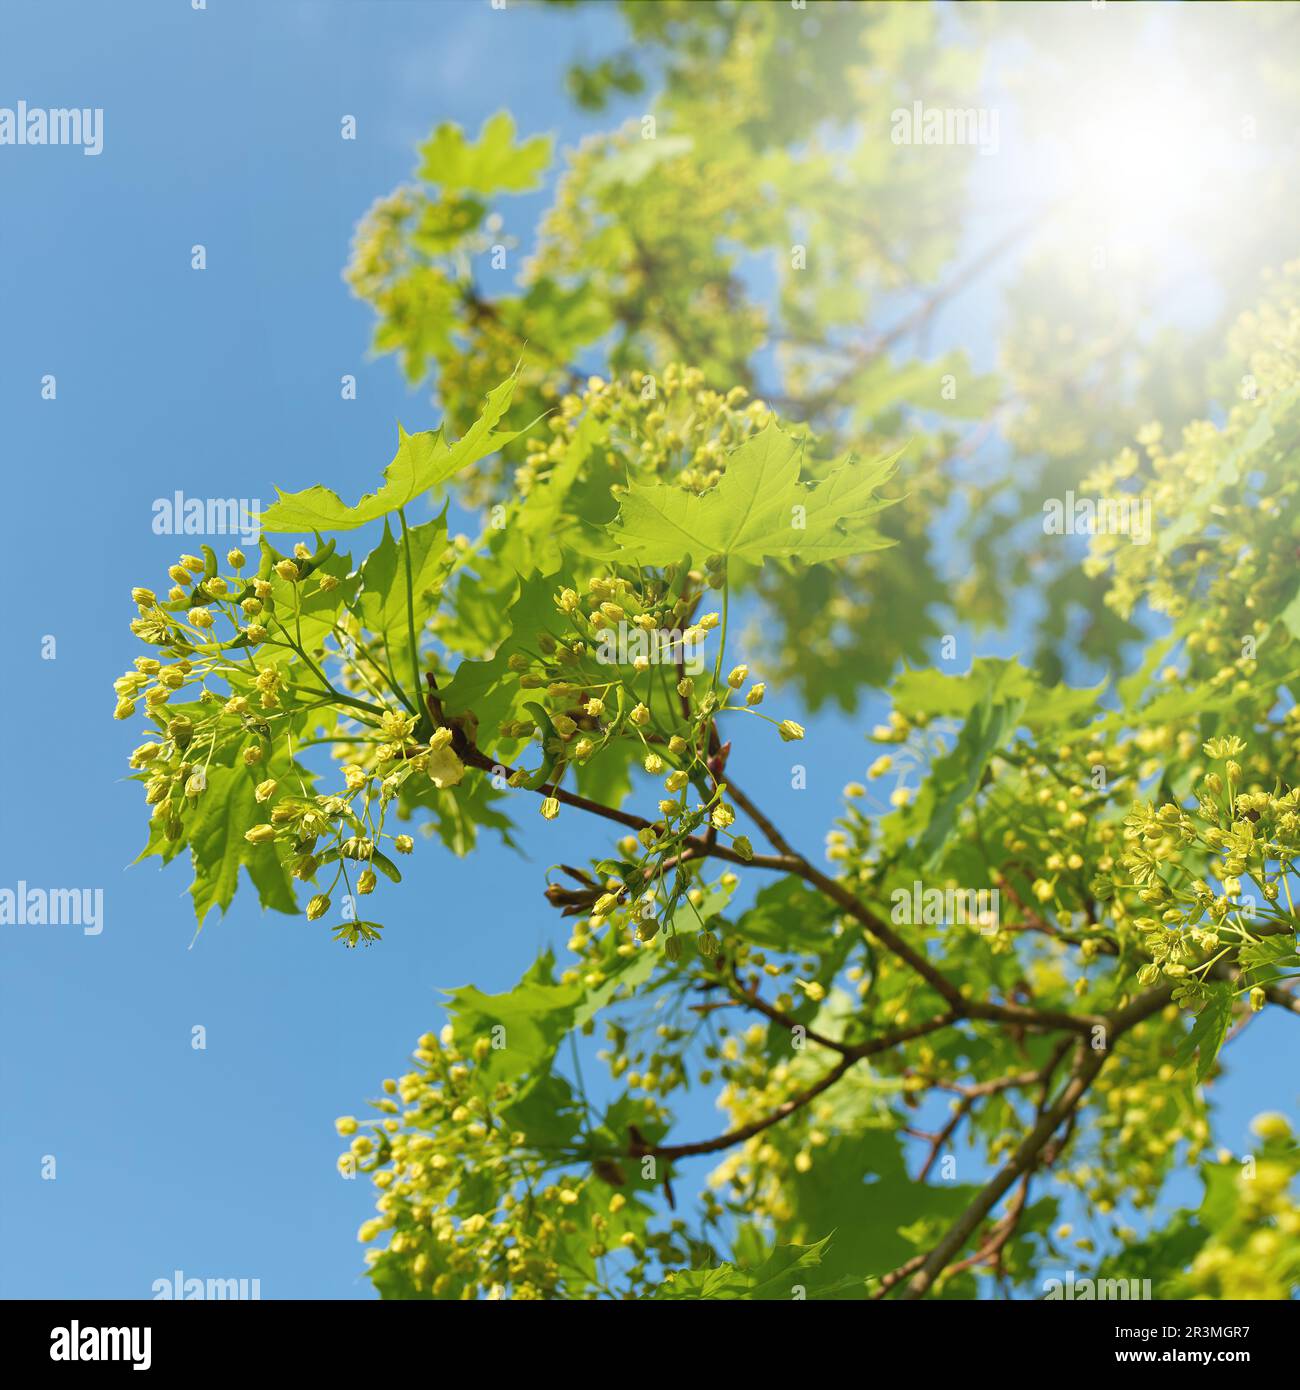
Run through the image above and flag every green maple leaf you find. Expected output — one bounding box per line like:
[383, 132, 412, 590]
[602, 423, 901, 567]
[187, 761, 296, 926]
[357, 513, 450, 676]
[260, 373, 527, 532]
[417, 111, 552, 194]
[445, 951, 584, 1088]
[1174, 982, 1234, 1083]
[643, 1237, 863, 1300]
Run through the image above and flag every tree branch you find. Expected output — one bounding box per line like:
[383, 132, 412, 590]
[895, 986, 1173, 1299]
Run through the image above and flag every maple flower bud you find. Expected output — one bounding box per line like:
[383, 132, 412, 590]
[584, 698, 605, 717]
[637, 826, 658, 849]
[381, 710, 416, 741]
[168, 565, 190, 586]
[254, 778, 277, 803]
[144, 777, 170, 805]
[246, 623, 268, 642]
[242, 746, 264, 767]
[335, 1116, 358, 1136]
[253, 578, 272, 599]
[306, 894, 330, 921]
[1226, 760, 1242, 784]
[168, 715, 194, 747]
[668, 735, 689, 756]
[130, 742, 163, 765]
[552, 714, 578, 739]
[241, 597, 262, 616]
[573, 737, 595, 760]
[699, 613, 720, 630]
[658, 799, 677, 816]
[113, 698, 136, 720]
[630, 703, 650, 727]
[732, 834, 754, 861]
[507, 652, 530, 672]
[132, 587, 156, 607]
[676, 678, 694, 698]
[1249, 986, 1266, 1012]
[778, 720, 805, 742]
[188, 607, 214, 629]
[206, 576, 229, 597]
[644, 753, 664, 774]
[227, 548, 246, 569]
[711, 803, 735, 829]
[557, 588, 579, 613]
[180, 554, 204, 573]
[244, 823, 276, 844]
[357, 870, 377, 896]
[745, 683, 766, 707]
[318, 573, 339, 592]
[599, 602, 625, 624]
[1251, 1112, 1291, 1142]
[184, 771, 207, 798]
[593, 893, 620, 917]
[540, 797, 560, 821]
[293, 543, 311, 561]
[664, 770, 688, 792]
[727, 665, 748, 689]
[394, 834, 414, 854]
[274, 559, 300, 582]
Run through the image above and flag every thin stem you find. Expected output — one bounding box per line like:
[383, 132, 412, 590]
[398, 508, 426, 734]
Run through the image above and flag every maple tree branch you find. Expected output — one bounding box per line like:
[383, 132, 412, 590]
[639, 1053, 857, 1163]
[723, 770, 1097, 1035]
[428, 678, 1165, 1187]
[895, 987, 1173, 1299]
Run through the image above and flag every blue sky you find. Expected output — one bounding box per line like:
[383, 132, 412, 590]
[0, 0, 1291, 1300]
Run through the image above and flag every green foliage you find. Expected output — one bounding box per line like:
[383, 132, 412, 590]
[603, 425, 899, 567]
[115, 0, 1300, 1302]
